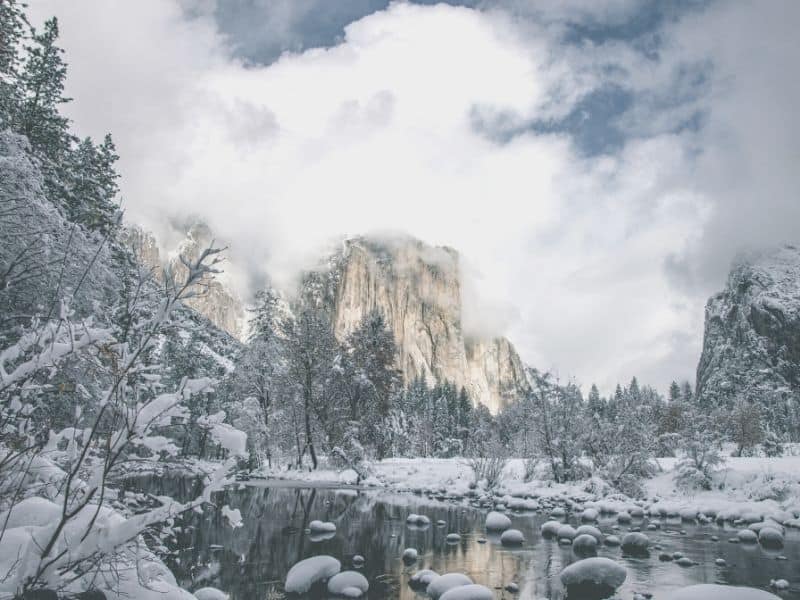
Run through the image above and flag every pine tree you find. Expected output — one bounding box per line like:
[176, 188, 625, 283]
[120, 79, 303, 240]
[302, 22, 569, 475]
[680, 381, 693, 404]
[18, 17, 71, 160]
[67, 134, 120, 233]
[0, 0, 27, 126]
[668, 380, 681, 403]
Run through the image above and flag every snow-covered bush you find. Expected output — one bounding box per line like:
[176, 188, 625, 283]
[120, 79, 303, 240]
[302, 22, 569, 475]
[0, 245, 246, 597]
[466, 450, 508, 489]
[762, 431, 784, 457]
[675, 407, 725, 492]
[329, 424, 372, 481]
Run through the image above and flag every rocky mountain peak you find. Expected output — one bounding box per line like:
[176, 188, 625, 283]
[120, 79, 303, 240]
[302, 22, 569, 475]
[297, 234, 528, 412]
[696, 244, 800, 414]
[122, 222, 246, 340]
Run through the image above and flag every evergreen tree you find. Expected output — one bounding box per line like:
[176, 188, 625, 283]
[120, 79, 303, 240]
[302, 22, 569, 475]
[0, 0, 27, 126]
[668, 380, 681, 403]
[17, 17, 71, 160]
[67, 134, 120, 233]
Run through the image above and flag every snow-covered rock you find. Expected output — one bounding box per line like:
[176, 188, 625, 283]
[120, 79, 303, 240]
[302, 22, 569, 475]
[327, 571, 369, 597]
[439, 584, 494, 600]
[406, 513, 431, 526]
[758, 526, 784, 549]
[621, 532, 650, 554]
[541, 520, 562, 537]
[309, 520, 336, 534]
[427, 573, 473, 599]
[668, 584, 781, 600]
[485, 511, 512, 531]
[410, 569, 439, 587]
[559, 557, 626, 595]
[557, 524, 577, 541]
[581, 508, 599, 522]
[284, 555, 341, 594]
[193, 588, 229, 600]
[575, 525, 603, 542]
[736, 529, 758, 544]
[500, 529, 525, 545]
[573, 534, 599, 555]
[696, 246, 800, 418]
[402, 548, 418, 563]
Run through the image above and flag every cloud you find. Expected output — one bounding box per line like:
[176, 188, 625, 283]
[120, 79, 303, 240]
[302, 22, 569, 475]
[25, 0, 799, 396]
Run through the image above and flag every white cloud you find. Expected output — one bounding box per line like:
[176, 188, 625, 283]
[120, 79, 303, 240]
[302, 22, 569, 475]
[26, 0, 798, 396]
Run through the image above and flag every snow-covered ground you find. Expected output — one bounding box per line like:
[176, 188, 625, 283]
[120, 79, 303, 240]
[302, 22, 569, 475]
[256, 454, 800, 524]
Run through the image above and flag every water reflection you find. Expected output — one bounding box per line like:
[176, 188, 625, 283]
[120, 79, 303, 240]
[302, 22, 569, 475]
[126, 477, 800, 600]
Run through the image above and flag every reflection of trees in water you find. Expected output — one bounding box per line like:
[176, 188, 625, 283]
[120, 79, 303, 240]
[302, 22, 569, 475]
[123, 477, 800, 600]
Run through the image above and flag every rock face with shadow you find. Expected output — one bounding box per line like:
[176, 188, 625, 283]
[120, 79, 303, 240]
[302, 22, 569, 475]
[696, 245, 800, 421]
[297, 235, 528, 412]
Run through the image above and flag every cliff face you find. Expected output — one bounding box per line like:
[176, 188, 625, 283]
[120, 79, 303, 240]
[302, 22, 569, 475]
[696, 245, 800, 406]
[299, 236, 528, 412]
[122, 223, 246, 340]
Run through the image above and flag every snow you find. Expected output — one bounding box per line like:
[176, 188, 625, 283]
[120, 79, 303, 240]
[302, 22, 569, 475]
[327, 570, 369, 597]
[500, 529, 525, 545]
[410, 569, 439, 586]
[284, 555, 341, 593]
[557, 524, 577, 541]
[575, 524, 603, 542]
[439, 584, 495, 600]
[426, 573, 474, 599]
[559, 557, 627, 591]
[737, 529, 758, 543]
[541, 520, 562, 536]
[406, 513, 432, 526]
[621, 532, 650, 553]
[485, 511, 512, 531]
[573, 533, 599, 554]
[309, 519, 337, 534]
[193, 587, 229, 600]
[221, 505, 243, 528]
[667, 584, 781, 600]
[758, 526, 784, 548]
[402, 548, 419, 563]
[0, 497, 61, 528]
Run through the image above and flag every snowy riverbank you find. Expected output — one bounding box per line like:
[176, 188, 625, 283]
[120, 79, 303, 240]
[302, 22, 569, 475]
[254, 455, 800, 525]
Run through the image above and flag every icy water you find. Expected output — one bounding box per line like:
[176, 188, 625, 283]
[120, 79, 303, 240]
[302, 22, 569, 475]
[127, 477, 800, 599]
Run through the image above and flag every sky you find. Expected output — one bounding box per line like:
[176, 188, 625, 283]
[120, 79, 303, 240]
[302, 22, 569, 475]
[27, 0, 800, 395]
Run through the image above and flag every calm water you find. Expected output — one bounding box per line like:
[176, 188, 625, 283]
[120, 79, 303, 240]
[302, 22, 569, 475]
[127, 476, 800, 599]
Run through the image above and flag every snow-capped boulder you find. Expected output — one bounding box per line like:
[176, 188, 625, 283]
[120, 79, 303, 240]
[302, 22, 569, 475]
[541, 520, 562, 537]
[327, 571, 369, 597]
[410, 569, 439, 587]
[668, 584, 781, 600]
[758, 527, 784, 549]
[427, 573, 473, 600]
[309, 520, 336, 534]
[575, 525, 603, 543]
[407, 514, 431, 527]
[402, 548, 419, 564]
[573, 534, 599, 556]
[736, 529, 758, 544]
[559, 557, 626, 596]
[284, 555, 341, 594]
[194, 588, 229, 600]
[485, 511, 512, 531]
[500, 529, 525, 546]
[446, 533, 462, 543]
[557, 524, 577, 541]
[581, 508, 599, 522]
[616, 511, 632, 524]
[621, 532, 650, 555]
[439, 584, 494, 600]
[604, 535, 621, 547]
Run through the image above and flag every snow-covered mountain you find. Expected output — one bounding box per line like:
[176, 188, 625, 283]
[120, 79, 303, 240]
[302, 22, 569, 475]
[296, 235, 529, 412]
[696, 245, 800, 409]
